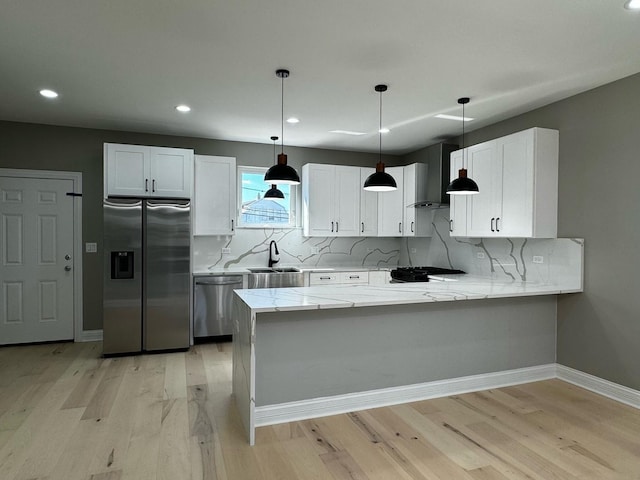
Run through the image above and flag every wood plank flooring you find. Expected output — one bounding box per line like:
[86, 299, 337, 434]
[1, 341, 640, 479]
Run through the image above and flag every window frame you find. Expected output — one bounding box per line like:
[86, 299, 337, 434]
[237, 165, 298, 229]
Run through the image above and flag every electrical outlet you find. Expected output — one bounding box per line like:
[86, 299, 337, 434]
[533, 255, 544, 264]
[222, 247, 231, 254]
[85, 242, 97, 253]
[311, 246, 320, 254]
[477, 251, 485, 259]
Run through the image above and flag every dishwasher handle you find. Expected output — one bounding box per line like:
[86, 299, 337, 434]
[195, 276, 243, 286]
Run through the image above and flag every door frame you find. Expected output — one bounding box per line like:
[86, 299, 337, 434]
[0, 168, 83, 342]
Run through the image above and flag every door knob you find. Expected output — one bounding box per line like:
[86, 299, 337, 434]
[64, 265, 72, 271]
[65, 254, 71, 260]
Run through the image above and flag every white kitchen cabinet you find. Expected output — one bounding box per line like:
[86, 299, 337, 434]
[359, 167, 378, 236]
[376, 166, 404, 237]
[402, 163, 433, 237]
[308, 271, 370, 286]
[448, 150, 468, 236]
[104, 143, 193, 198]
[193, 155, 236, 235]
[302, 164, 360, 237]
[458, 127, 558, 238]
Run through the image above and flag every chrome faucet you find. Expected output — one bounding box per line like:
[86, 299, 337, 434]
[268, 240, 280, 267]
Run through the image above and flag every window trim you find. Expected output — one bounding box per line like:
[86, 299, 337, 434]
[237, 165, 297, 229]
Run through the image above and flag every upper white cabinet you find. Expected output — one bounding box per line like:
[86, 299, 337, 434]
[451, 127, 559, 238]
[193, 155, 236, 236]
[402, 163, 433, 237]
[104, 143, 193, 198]
[359, 168, 378, 236]
[377, 166, 405, 237]
[303, 164, 360, 237]
[448, 150, 468, 236]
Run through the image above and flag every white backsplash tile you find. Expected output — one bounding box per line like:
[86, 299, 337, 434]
[193, 228, 401, 271]
[194, 208, 583, 289]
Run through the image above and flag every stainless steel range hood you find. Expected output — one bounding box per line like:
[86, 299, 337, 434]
[405, 143, 458, 208]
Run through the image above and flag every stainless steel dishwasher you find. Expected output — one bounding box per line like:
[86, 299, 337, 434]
[194, 275, 243, 339]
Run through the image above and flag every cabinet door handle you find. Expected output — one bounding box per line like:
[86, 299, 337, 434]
[449, 219, 453, 232]
[496, 217, 500, 232]
[145, 179, 149, 192]
[336, 222, 339, 233]
[491, 218, 495, 232]
[319, 276, 331, 280]
[152, 179, 156, 193]
[231, 219, 234, 232]
[349, 275, 360, 279]
[361, 222, 364, 233]
[399, 222, 402, 233]
[331, 221, 334, 232]
[411, 221, 414, 233]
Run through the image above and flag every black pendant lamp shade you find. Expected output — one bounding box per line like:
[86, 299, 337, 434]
[264, 136, 285, 199]
[264, 69, 301, 185]
[264, 185, 285, 199]
[364, 84, 397, 192]
[447, 97, 479, 195]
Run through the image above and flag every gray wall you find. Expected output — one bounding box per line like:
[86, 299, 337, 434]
[0, 120, 399, 331]
[256, 296, 557, 405]
[457, 72, 640, 390]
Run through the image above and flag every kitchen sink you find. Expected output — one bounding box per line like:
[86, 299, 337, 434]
[247, 267, 304, 289]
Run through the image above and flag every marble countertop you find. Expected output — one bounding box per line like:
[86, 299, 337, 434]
[234, 275, 582, 313]
[192, 265, 392, 275]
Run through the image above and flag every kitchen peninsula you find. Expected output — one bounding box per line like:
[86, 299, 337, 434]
[232, 239, 583, 444]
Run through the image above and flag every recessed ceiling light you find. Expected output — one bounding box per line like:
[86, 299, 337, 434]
[286, 117, 299, 124]
[434, 114, 474, 122]
[39, 89, 58, 98]
[176, 105, 191, 113]
[330, 130, 367, 136]
[379, 127, 390, 134]
[624, 0, 640, 10]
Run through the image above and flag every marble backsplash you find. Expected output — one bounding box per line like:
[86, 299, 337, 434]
[401, 208, 583, 288]
[193, 228, 401, 271]
[193, 209, 583, 289]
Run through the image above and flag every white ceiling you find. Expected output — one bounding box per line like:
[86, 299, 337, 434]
[1, 0, 639, 155]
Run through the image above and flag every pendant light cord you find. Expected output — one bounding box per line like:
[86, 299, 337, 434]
[281, 75, 284, 155]
[379, 88, 383, 163]
[462, 101, 465, 168]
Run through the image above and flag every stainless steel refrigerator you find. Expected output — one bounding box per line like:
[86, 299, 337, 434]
[103, 198, 190, 355]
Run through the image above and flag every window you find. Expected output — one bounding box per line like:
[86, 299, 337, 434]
[237, 166, 297, 228]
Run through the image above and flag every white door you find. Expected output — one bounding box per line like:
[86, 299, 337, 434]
[0, 176, 74, 344]
[303, 164, 336, 236]
[105, 143, 150, 197]
[150, 147, 193, 198]
[194, 155, 236, 235]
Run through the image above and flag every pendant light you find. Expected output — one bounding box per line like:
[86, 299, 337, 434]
[446, 97, 479, 195]
[264, 69, 301, 185]
[264, 136, 285, 199]
[363, 84, 397, 192]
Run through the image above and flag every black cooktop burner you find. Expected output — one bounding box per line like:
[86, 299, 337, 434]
[390, 266, 466, 282]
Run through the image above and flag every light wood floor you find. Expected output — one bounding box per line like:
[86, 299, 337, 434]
[1, 342, 640, 480]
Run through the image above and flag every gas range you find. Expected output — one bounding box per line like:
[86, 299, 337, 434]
[390, 266, 466, 283]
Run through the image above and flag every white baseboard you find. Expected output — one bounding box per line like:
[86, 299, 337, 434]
[77, 329, 103, 342]
[556, 364, 640, 410]
[255, 363, 557, 427]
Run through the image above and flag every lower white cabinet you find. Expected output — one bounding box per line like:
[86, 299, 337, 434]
[309, 271, 370, 286]
[193, 155, 236, 235]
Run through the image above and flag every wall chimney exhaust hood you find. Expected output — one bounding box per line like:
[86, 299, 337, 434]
[406, 143, 458, 208]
